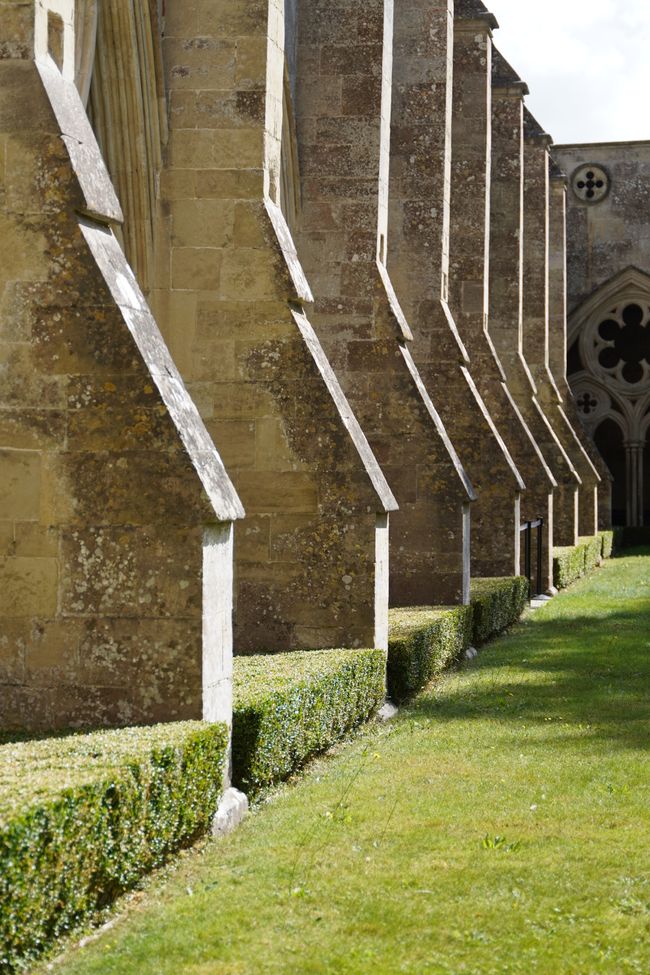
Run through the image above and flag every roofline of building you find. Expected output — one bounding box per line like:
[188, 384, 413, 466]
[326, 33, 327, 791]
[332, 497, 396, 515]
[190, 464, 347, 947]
[554, 139, 650, 150]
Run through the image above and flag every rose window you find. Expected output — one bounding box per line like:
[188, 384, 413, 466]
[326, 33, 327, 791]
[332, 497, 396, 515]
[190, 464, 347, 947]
[571, 164, 609, 204]
[585, 301, 650, 390]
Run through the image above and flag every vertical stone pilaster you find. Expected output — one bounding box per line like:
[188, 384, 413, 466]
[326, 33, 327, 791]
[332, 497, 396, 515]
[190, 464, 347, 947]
[548, 170, 569, 392]
[294, 0, 475, 607]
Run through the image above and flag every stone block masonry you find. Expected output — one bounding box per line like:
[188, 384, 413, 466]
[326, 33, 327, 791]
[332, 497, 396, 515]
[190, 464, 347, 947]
[294, 0, 476, 608]
[554, 140, 650, 530]
[0, 0, 612, 731]
[389, 0, 524, 582]
[522, 109, 602, 542]
[548, 163, 610, 536]
[151, 0, 397, 653]
[448, 7, 558, 590]
[489, 49, 583, 554]
[0, 1, 244, 731]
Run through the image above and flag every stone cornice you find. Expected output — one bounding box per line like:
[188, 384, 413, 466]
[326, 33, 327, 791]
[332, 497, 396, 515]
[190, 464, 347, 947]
[524, 108, 553, 147]
[454, 0, 499, 30]
[492, 48, 529, 95]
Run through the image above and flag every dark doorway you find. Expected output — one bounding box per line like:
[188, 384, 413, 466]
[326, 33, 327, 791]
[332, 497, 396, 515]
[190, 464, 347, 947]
[594, 419, 626, 526]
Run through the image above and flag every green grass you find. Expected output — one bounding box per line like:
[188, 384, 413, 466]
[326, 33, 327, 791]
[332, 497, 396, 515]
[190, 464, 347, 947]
[38, 551, 650, 975]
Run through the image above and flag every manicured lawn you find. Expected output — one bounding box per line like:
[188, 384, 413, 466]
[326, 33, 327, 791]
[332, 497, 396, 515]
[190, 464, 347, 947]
[42, 551, 650, 975]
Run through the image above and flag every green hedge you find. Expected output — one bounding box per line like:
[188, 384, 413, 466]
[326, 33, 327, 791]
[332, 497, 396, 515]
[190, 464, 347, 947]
[553, 543, 586, 589]
[469, 577, 529, 647]
[599, 530, 614, 560]
[553, 535, 605, 590]
[387, 606, 473, 704]
[386, 577, 527, 703]
[232, 649, 385, 796]
[582, 534, 602, 573]
[0, 722, 228, 974]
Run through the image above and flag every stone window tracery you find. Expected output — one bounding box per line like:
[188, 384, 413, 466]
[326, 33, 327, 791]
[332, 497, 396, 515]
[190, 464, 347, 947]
[571, 163, 610, 204]
[570, 270, 650, 528]
[576, 391, 598, 415]
[584, 300, 650, 391]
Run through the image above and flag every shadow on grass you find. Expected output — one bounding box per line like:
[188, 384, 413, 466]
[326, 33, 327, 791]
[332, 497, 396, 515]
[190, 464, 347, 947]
[407, 554, 650, 752]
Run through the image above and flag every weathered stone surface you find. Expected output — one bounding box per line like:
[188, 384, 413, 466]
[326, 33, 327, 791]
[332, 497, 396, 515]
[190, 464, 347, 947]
[553, 140, 650, 529]
[212, 787, 249, 836]
[150, 0, 397, 652]
[295, 0, 475, 606]
[0, 0, 621, 730]
[521, 110, 601, 541]
[35, 59, 123, 223]
[448, 14, 561, 585]
[0, 40, 242, 730]
[388, 0, 523, 580]
[488, 56, 586, 555]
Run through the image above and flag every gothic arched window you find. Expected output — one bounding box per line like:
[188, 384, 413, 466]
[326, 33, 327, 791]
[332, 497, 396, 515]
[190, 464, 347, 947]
[568, 268, 650, 528]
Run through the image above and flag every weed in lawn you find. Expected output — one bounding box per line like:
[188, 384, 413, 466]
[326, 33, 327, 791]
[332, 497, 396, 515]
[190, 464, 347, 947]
[481, 835, 521, 853]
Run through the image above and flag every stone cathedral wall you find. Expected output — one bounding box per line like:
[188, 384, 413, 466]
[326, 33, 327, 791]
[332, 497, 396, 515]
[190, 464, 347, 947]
[0, 0, 613, 731]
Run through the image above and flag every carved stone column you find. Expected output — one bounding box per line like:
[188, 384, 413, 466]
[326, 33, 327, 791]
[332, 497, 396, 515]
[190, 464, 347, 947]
[625, 441, 644, 527]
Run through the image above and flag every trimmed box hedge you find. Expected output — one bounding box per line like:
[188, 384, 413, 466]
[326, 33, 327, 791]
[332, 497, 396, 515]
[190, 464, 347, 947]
[387, 577, 528, 703]
[469, 576, 530, 647]
[232, 648, 385, 796]
[0, 722, 228, 975]
[387, 606, 473, 704]
[599, 529, 614, 560]
[582, 534, 602, 574]
[553, 534, 606, 590]
[553, 543, 586, 589]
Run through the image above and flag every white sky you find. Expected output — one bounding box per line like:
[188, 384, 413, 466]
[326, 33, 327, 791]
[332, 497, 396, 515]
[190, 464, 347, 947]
[487, 0, 650, 144]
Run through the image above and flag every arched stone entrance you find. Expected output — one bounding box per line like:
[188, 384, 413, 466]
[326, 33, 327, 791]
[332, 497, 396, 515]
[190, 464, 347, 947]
[568, 267, 650, 527]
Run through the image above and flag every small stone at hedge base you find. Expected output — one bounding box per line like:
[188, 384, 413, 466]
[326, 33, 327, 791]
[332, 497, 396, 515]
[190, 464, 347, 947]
[212, 788, 249, 837]
[378, 700, 399, 722]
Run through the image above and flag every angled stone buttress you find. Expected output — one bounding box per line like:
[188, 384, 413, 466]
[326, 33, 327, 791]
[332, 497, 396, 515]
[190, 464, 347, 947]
[448, 3, 559, 591]
[522, 107, 602, 543]
[147, 0, 397, 652]
[0, 0, 244, 731]
[488, 48, 582, 551]
[292, 0, 476, 607]
[389, 0, 524, 581]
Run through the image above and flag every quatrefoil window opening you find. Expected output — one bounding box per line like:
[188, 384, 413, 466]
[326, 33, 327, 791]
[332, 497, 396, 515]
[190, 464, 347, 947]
[577, 171, 604, 197]
[576, 391, 599, 415]
[571, 163, 610, 204]
[589, 301, 650, 390]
